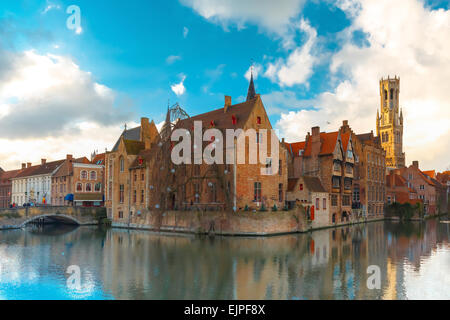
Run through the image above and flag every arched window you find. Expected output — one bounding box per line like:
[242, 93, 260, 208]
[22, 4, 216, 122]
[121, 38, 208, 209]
[390, 89, 394, 99]
[95, 183, 101, 192]
[81, 170, 87, 180]
[90, 171, 97, 180]
[120, 157, 125, 172]
[86, 183, 92, 192]
[76, 183, 83, 192]
[384, 90, 388, 100]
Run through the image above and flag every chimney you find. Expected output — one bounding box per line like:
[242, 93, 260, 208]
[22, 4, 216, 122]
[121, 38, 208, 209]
[311, 126, 321, 156]
[343, 120, 348, 127]
[412, 161, 419, 168]
[311, 126, 320, 137]
[281, 138, 285, 144]
[224, 96, 232, 113]
[66, 154, 73, 161]
[41, 159, 46, 165]
[21, 163, 26, 170]
[141, 117, 149, 128]
[27, 162, 31, 168]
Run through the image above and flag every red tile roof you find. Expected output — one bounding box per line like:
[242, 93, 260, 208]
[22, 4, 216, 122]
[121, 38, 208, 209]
[422, 170, 436, 179]
[92, 153, 105, 165]
[0, 169, 22, 181]
[284, 141, 306, 156]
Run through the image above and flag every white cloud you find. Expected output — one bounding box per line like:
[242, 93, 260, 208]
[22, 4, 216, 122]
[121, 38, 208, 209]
[171, 75, 186, 96]
[244, 63, 262, 81]
[276, 0, 450, 171]
[166, 55, 182, 64]
[183, 26, 189, 38]
[264, 19, 318, 87]
[42, 2, 61, 14]
[180, 0, 305, 36]
[0, 49, 134, 170]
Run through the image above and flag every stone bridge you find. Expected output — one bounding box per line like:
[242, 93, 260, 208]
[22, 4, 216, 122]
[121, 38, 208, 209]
[0, 206, 107, 230]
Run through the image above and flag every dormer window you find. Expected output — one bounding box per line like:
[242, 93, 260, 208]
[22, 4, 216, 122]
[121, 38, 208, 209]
[347, 150, 353, 159]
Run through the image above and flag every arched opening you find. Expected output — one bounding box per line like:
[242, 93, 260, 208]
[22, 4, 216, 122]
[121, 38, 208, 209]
[21, 214, 81, 228]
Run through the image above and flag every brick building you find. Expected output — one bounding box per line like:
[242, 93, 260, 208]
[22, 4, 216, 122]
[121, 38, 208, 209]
[0, 168, 22, 208]
[398, 161, 447, 215]
[287, 176, 330, 228]
[352, 130, 386, 218]
[51, 155, 93, 206]
[285, 124, 355, 223]
[106, 76, 288, 223]
[386, 170, 421, 205]
[105, 117, 160, 221]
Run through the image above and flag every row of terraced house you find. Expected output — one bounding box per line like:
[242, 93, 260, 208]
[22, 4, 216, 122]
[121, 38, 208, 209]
[0, 153, 106, 208]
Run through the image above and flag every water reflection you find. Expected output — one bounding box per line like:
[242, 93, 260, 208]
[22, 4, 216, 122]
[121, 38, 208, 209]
[0, 217, 449, 300]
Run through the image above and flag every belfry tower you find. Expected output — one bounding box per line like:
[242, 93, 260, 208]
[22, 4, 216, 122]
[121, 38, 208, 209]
[376, 76, 405, 169]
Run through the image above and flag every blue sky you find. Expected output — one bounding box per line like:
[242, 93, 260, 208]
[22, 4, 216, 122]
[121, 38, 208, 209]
[0, 0, 449, 171]
[0, 0, 352, 122]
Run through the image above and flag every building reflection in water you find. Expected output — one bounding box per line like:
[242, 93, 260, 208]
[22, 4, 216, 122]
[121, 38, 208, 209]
[0, 218, 449, 300]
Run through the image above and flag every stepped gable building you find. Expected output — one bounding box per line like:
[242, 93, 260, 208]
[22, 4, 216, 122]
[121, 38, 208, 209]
[376, 76, 405, 169]
[105, 117, 160, 221]
[285, 123, 355, 224]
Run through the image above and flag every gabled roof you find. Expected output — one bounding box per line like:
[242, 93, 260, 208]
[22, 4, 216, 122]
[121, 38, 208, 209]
[284, 141, 306, 157]
[422, 170, 436, 179]
[177, 97, 258, 131]
[287, 176, 326, 193]
[303, 131, 340, 157]
[112, 126, 141, 152]
[28, 160, 65, 176]
[287, 178, 299, 192]
[303, 176, 326, 193]
[13, 164, 41, 179]
[418, 170, 436, 187]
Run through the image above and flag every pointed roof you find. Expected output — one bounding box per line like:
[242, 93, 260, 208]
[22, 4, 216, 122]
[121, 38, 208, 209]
[111, 126, 141, 152]
[246, 72, 256, 101]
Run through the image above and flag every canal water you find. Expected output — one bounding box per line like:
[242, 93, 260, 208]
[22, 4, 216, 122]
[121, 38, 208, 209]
[0, 217, 449, 300]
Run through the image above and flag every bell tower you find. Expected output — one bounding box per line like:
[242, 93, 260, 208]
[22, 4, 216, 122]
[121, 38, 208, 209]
[376, 75, 405, 169]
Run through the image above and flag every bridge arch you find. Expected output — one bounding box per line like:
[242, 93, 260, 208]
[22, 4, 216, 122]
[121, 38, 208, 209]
[20, 214, 82, 228]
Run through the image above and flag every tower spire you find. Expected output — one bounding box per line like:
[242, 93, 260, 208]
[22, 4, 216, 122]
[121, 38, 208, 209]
[246, 65, 256, 101]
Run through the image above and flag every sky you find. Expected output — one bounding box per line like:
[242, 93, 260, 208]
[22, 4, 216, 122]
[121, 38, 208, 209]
[0, 0, 449, 172]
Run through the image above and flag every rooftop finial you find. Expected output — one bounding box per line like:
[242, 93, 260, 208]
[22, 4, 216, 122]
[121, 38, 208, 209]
[246, 60, 256, 101]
